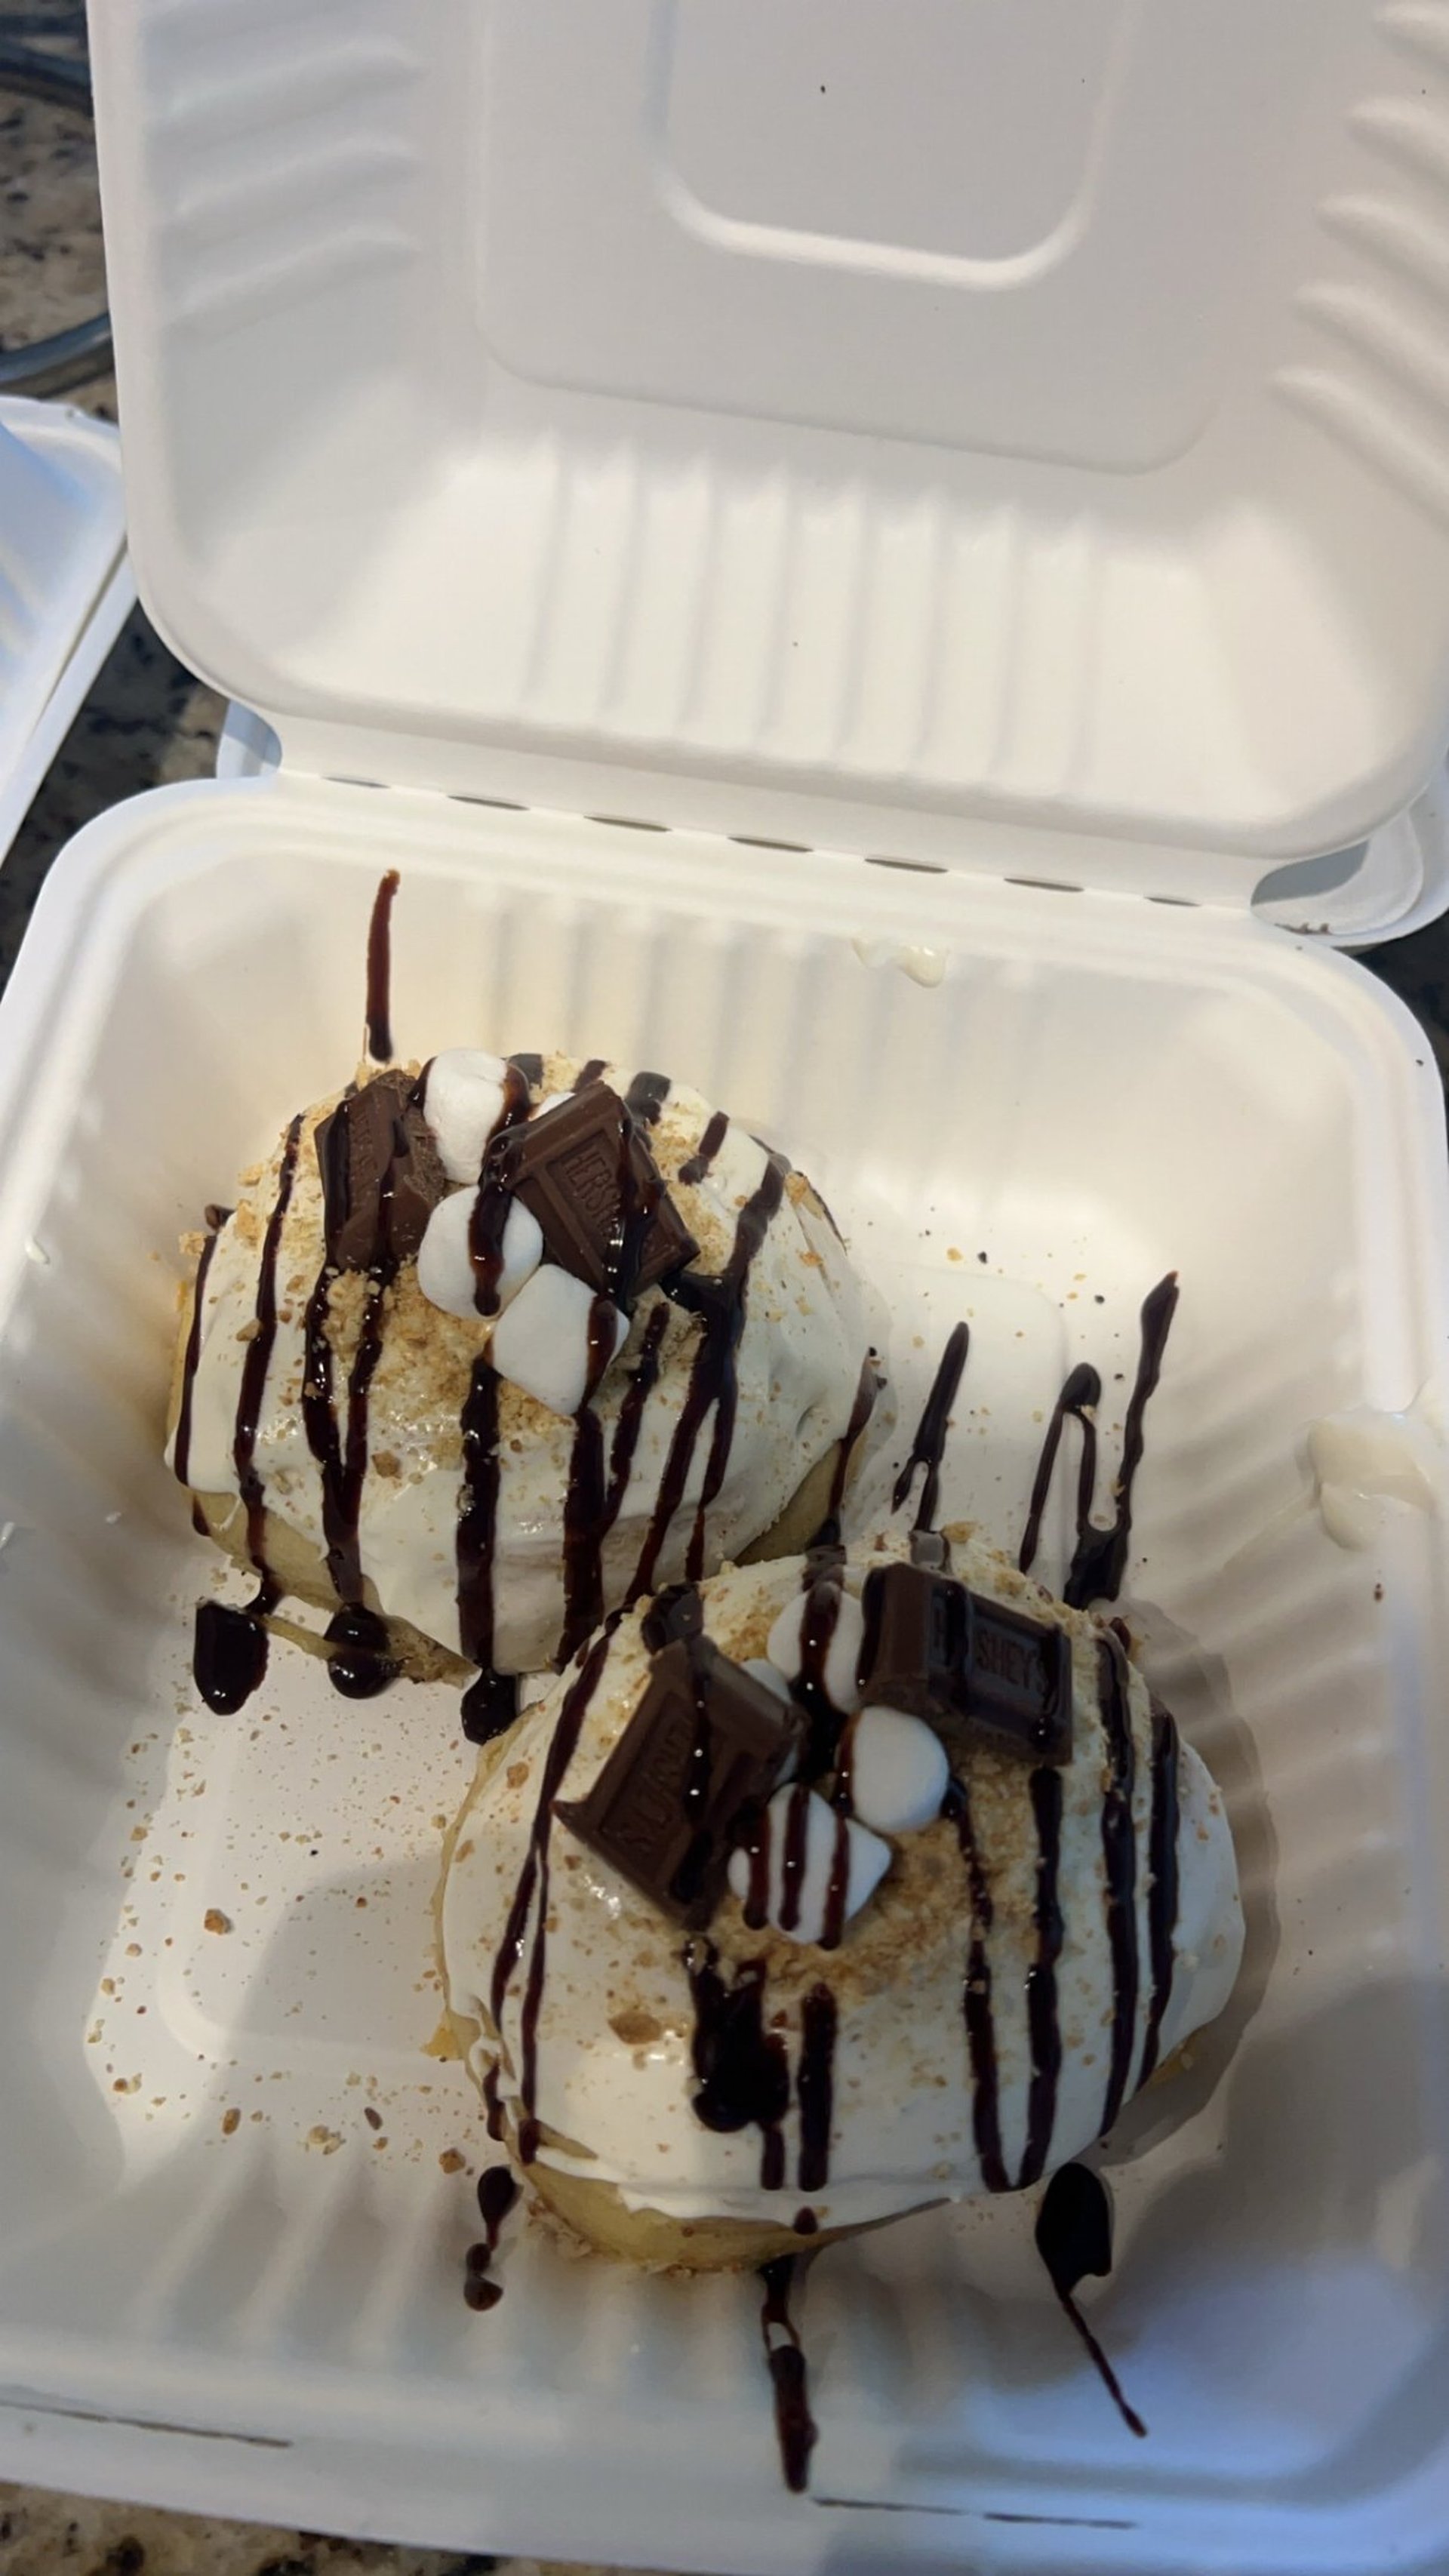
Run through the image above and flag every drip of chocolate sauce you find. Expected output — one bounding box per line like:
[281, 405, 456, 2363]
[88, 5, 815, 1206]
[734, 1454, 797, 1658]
[461, 1669, 520, 1747]
[463, 2163, 520, 2314]
[488, 1626, 616, 2163]
[626, 1155, 786, 1601]
[796, 1985, 837, 2193]
[192, 1599, 270, 1714]
[468, 1063, 532, 1315]
[623, 1069, 671, 1126]
[573, 1057, 608, 1091]
[1034, 2163, 1146, 2438]
[892, 1322, 969, 1531]
[790, 1546, 849, 1777]
[810, 1356, 880, 1550]
[758, 2255, 819, 2493]
[365, 868, 399, 1062]
[324, 1604, 398, 1700]
[684, 1942, 789, 2191]
[482, 2061, 506, 2141]
[1138, 1699, 1181, 2084]
[192, 1114, 303, 1711]
[1096, 1633, 1140, 2133]
[1017, 1766, 1065, 2189]
[942, 1777, 1009, 2192]
[1019, 1275, 1179, 1609]
[1017, 1362, 1100, 1581]
[507, 1053, 544, 1092]
[678, 1109, 729, 1186]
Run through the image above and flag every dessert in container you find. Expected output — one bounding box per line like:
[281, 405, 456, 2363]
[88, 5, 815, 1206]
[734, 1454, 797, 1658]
[1, 2, 1448, 2568]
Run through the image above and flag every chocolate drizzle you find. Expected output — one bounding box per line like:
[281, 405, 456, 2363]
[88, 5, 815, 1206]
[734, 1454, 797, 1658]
[679, 1109, 729, 1186]
[796, 1985, 837, 2193]
[482, 2060, 506, 2141]
[624, 1069, 671, 1126]
[365, 868, 399, 1061]
[1097, 1633, 1140, 2134]
[627, 1153, 787, 1599]
[488, 1626, 615, 2163]
[893, 1322, 969, 1530]
[463, 2163, 519, 2314]
[1018, 1363, 1100, 1583]
[192, 1598, 269, 1714]
[684, 1941, 789, 2190]
[232, 1112, 303, 1589]
[943, 1777, 1008, 2193]
[1138, 1699, 1181, 2084]
[758, 2256, 818, 2493]
[462, 1668, 520, 1747]
[1020, 1275, 1180, 1608]
[457, 1361, 503, 1674]
[172, 1226, 220, 1497]
[1035, 2163, 1146, 2439]
[467, 1063, 532, 1315]
[811, 1356, 880, 1548]
[324, 1605, 398, 1700]
[792, 1547, 848, 1776]
[1017, 1766, 1065, 2189]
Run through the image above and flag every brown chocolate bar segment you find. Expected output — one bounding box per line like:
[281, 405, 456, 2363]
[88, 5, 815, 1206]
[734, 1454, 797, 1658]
[858, 1562, 1073, 1764]
[962, 1599, 1074, 1766]
[857, 1562, 971, 1722]
[315, 1069, 447, 1272]
[489, 1085, 697, 1306]
[555, 1638, 800, 1925]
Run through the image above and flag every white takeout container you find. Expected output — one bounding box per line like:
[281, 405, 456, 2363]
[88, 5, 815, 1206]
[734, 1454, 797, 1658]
[4, 5, 1449, 2569]
[0, 394, 130, 863]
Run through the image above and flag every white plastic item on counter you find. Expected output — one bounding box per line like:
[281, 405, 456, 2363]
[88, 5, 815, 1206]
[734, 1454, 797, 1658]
[0, 395, 131, 862]
[0, 2, 1439, 2569]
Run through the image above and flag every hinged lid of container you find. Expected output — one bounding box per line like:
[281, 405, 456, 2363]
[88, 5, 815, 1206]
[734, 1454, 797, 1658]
[89, 0, 1449, 918]
[0, 395, 130, 863]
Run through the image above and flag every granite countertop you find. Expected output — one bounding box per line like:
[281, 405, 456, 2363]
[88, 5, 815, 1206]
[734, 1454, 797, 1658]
[1, 11, 1447, 2576]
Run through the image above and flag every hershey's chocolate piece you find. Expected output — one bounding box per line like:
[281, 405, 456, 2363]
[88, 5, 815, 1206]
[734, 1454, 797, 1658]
[555, 1638, 799, 1925]
[857, 1562, 971, 1723]
[857, 1563, 1073, 1764]
[964, 1596, 1074, 1766]
[489, 1084, 697, 1306]
[315, 1069, 447, 1272]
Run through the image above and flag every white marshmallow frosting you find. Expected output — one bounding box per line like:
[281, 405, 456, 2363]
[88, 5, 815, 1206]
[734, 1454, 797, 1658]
[441, 1532, 1244, 2234]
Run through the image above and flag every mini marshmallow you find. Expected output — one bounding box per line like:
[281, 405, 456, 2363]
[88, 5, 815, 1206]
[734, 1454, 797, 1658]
[742, 1657, 792, 1705]
[417, 1190, 542, 1321]
[422, 1050, 510, 1183]
[765, 1584, 864, 1715]
[847, 1707, 949, 1835]
[727, 1784, 890, 1946]
[488, 1263, 628, 1417]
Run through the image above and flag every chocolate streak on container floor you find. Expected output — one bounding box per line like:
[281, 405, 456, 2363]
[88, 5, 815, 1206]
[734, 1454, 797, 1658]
[1035, 2163, 1146, 2438]
[893, 1322, 969, 1531]
[364, 867, 399, 1063]
[1019, 1274, 1179, 1608]
[488, 1626, 616, 2162]
[463, 2164, 520, 2313]
[759, 2255, 819, 2492]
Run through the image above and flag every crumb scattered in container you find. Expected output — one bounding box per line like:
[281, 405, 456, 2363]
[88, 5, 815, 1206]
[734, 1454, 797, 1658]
[221, 2108, 240, 2136]
[365, 2105, 383, 2131]
[204, 1908, 232, 1934]
[439, 2148, 466, 2174]
[306, 2125, 343, 2155]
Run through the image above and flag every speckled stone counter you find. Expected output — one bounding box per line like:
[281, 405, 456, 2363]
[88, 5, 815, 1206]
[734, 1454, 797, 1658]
[0, 10, 1446, 2576]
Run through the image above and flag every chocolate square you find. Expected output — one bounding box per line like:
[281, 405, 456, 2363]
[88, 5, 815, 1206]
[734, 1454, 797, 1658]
[858, 1562, 1074, 1765]
[315, 1069, 446, 1272]
[555, 1639, 799, 1925]
[857, 1562, 971, 1722]
[962, 1598, 1074, 1766]
[488, 1085, 697, 1307]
